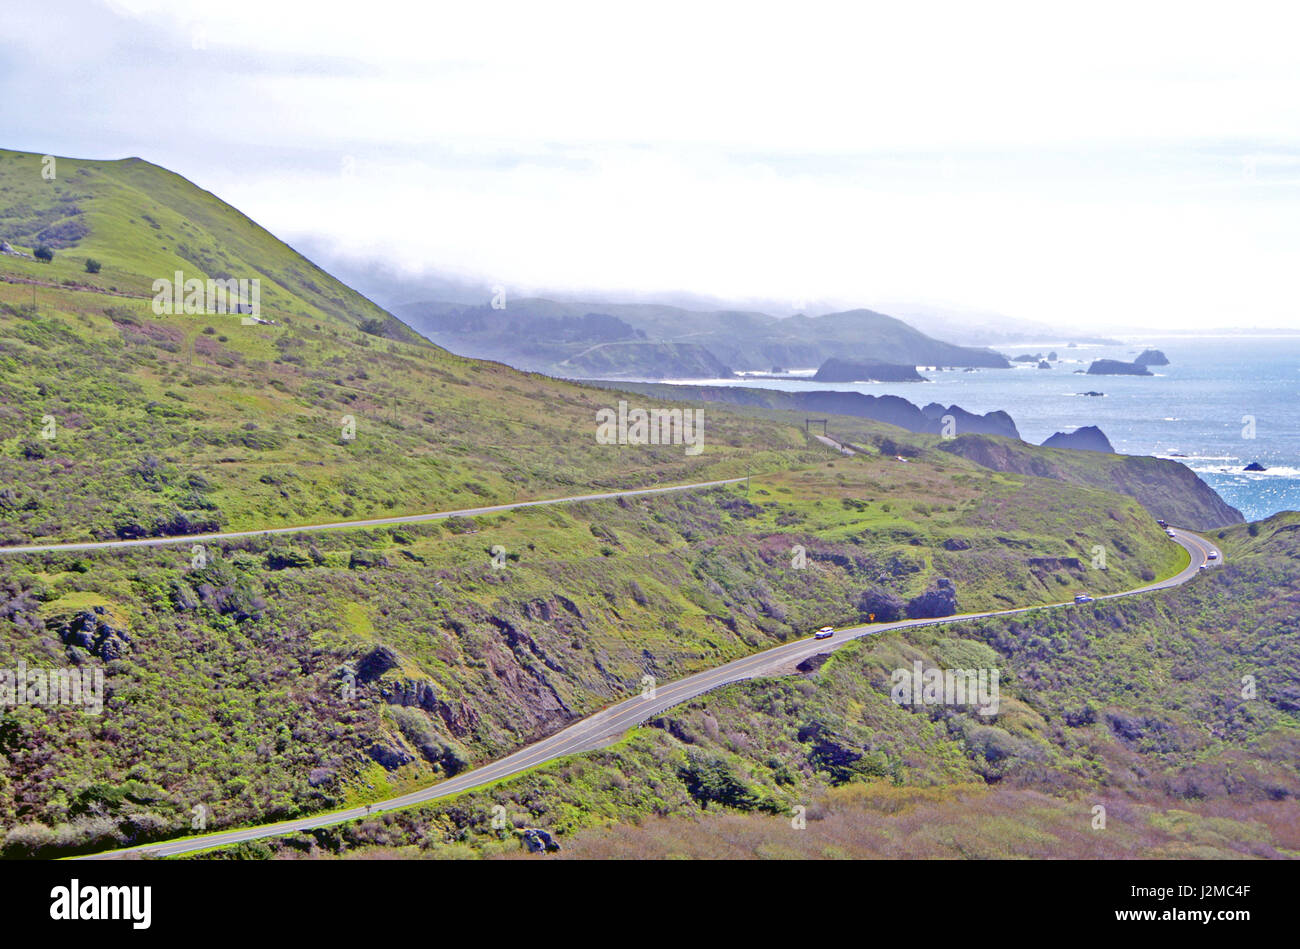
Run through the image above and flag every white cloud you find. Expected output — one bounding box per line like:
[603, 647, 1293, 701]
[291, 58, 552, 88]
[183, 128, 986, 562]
[5, 0, 1300, 328]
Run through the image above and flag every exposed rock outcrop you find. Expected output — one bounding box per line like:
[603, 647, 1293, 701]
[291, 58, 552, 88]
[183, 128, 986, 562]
[55, 608, 131, 661]
[381, 677, 439, 711]
[367, 740, 415, 770]
[1134, 349, 1170, 367]
[813, 358, 925, 383]
[796, 654, 832, 675]
[1041, 425, 1115, 453]
[858, 588, 905, 622]
[1087, 359, 1152, 376]
[906, 578, 958, 619]
[920, 403, 1019, 439]
[356, 645, 400, 683]
[519, 828, 560, 853]
[590, 383, 1022, 440]
[1029, 556, 1084, 572]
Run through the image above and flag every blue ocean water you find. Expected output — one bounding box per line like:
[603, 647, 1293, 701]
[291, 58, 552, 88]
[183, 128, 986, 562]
[664, 336, 1300, 522]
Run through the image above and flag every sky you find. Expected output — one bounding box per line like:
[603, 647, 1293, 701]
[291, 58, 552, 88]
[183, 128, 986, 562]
[3, 0, 1300, 331]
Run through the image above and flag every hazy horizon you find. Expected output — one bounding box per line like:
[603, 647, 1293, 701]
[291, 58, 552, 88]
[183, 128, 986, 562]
[5, 1, 1300, 331]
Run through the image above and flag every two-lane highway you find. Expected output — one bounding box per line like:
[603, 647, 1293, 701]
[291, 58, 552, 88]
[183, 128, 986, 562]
[0, 478, 747, 558]
[77, 525, 1220, 859]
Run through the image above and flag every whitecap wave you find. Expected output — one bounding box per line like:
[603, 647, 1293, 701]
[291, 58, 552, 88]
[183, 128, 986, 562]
[1193, 465, 1300, 478]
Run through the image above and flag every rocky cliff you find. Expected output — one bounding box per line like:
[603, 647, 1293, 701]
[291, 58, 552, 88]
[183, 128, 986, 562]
[939, 435, 1244, 528]
[602, 382, 1021, 439]
[1041, 425, 1115, 453]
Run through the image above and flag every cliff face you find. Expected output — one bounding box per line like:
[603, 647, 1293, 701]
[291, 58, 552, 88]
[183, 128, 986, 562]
[939, 435, 1244, 529]
[921, 403, 1019, 439]
[601, 382, 1021, 439]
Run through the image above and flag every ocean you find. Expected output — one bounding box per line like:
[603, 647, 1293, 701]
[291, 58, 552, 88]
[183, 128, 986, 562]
[659, 335, 1300, 522]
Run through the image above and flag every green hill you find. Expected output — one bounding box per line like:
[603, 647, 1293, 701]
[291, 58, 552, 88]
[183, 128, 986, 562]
[0, 147, 1252, 859]
[0, 149, 830, 545]
[397, 297, 1012, 377]
[0, 149, 409, 336]
[189, 513, 1300, 860]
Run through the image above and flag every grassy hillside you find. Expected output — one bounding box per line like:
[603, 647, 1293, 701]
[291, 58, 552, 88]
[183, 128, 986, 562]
[0, 151, 839, 544]
[0, 149, 408, 336]
[0, 452, 1186, 857]
[185, 513, 1299, 860]
[606, 383, 1243, 530]
[936, 433, 1244, 529]
[0, 146, 1250, 860]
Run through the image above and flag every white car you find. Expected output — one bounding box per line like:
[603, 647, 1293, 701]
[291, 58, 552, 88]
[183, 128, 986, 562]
[813, 626, 835, 640]
[1166, 530, 1176, 538]
[1208, 552, 1218, 560]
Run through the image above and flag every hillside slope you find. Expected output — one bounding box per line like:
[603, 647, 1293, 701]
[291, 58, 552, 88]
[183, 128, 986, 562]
[0, 446, 1189, 857]
[938, 434, 1243, 529]
[0, 149, 411, 337]
[603, 383, 1242, 529]
[193, 512, 1300, 860]
[398, 298, 1012, 377]
[0, 147, 1246, 860]
[0, 149, 830, 545]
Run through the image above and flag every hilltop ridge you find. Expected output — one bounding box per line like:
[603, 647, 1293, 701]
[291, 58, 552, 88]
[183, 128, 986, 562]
[398, 297, 1012, 378]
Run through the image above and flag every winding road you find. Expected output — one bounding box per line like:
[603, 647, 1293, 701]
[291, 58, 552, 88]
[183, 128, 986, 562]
[0, 479, 746, 557]
[71, 514, 1220, 860]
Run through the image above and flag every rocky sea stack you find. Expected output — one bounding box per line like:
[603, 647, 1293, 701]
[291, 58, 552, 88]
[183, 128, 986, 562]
[1087, 359, 1152, 376]
[813, 358, 925, 383]
[1134, 349, 1170, 367]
